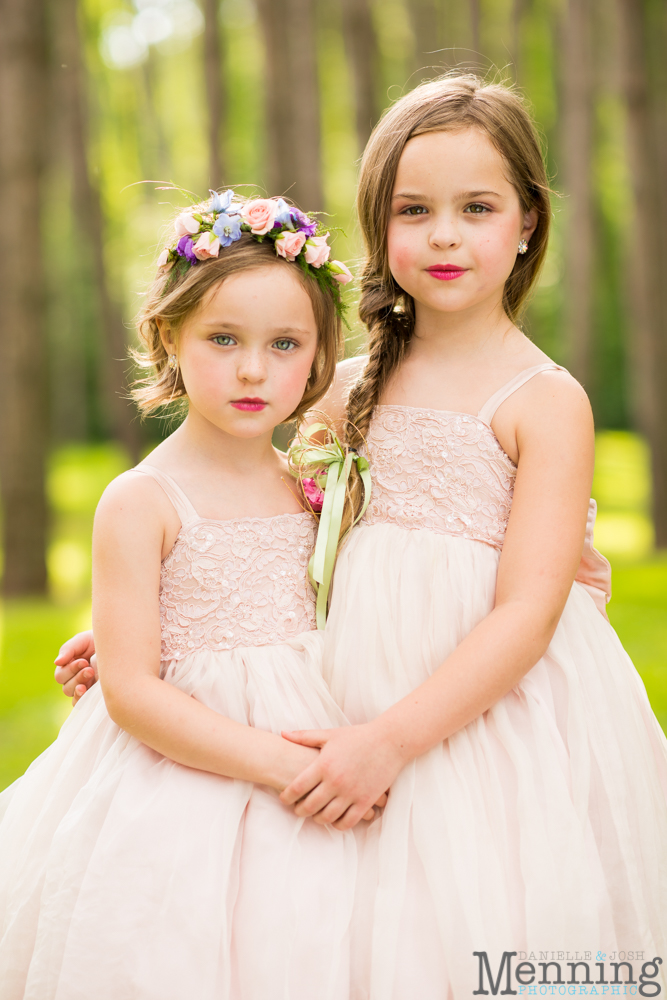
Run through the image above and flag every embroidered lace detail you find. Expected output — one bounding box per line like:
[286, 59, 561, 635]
[159, 513, 317, 659]
[362, 405, 516, 549]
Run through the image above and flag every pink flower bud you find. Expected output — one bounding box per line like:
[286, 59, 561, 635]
[329, 260, 353, 284]
[174, 213, 200, 237]
[193, 231, 221, 260]
[304, 235, 331, 268]
[275, 230, 307, 261]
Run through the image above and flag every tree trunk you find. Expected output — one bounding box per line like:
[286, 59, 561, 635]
[407, 0, 439, 81]
[0, 0, 49, 595]
[616, 0, 667, 545]
[203, 0, 225, 190]
[256, 0, 323, 210]
[341, 0, 380, 154]
[560, 0, 595, 390]
[470, 0, 481, 58]
[57, 0, 141, 461]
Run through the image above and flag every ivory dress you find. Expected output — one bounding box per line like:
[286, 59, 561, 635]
[0, 467, 356, 1000]
[324, 364, 667, 1000]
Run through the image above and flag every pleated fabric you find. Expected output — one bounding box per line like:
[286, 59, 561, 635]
[325, 523, 667, 1000]
[0, 631, 359, 1000]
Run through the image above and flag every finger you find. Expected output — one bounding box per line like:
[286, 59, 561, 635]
[374, 792, 388, 808]
[312, 797, 353, 826]
[280, 729, 329, 748]
[55, 659, 90, 687]
[362, 807, 376, 822]
[62, 666, 95, 698]
[279, 763, 323, 806]
[333, 802, 371, 832]
[72, 684, 88, 706]
[54, 630, 95, 667]
[293, 783, 337, 818]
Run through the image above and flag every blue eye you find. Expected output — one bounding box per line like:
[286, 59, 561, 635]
[212, 335, 235, 346]
[273, 339, 296, 352]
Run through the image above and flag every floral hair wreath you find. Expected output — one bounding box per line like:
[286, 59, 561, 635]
[157, 189, 353, 319]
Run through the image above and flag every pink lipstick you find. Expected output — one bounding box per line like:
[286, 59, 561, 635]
[231, 397, 267, 411]
[426, 264, 467, 281]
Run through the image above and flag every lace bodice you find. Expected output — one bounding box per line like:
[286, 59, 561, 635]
[134, 467, 317, 659]
[363, 405, 515, 549]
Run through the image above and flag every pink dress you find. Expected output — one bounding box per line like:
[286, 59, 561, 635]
[0, 467, 357, 1000]
[324, 364, 667, 999]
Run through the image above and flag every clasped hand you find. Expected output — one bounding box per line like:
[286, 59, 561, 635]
[280, 722, 405, 830]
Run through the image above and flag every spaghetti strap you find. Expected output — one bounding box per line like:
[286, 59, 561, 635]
[133, 465, 199, 525]
[477, 362, 568, 425]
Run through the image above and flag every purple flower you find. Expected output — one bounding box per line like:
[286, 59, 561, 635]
[273, 198, 294, 229]
[176, 235, 197, 263]
[212, 212, 242, 247]
[290, 208, 317, 236]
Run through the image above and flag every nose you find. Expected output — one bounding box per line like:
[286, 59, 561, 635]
[236, 348, 267, 385]
[428, 211, 462, 250]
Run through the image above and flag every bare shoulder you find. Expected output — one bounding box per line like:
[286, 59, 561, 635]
[309, 354, 368, 427]
[94, 469, 175, 537]
[493, 368, 593, 466]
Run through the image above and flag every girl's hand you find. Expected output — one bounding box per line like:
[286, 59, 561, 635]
[54, 631, 98, 704]
[280, 723, 403, 830]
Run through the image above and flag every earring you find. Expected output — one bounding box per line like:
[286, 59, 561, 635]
[517, 239, 529, 255]
[168, 354, 177, 370]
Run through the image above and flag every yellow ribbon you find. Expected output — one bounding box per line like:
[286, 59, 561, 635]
[289, 423, 372, 629]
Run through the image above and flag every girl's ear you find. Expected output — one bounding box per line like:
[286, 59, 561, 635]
[521, 207, 538, 241]
[157, 318, 176, 358]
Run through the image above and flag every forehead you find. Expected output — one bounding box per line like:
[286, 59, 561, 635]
[394, 128, 512, 194]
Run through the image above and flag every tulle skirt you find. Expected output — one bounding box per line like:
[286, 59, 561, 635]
[0, 631, 358, 1000]
[324, 523, 667, 1000]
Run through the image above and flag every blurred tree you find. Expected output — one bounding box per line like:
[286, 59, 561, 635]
[256, 0, 323, 209]
[341, 0, 380, 153]
[407, 0, 440, 80]
[203, 0, 225, 189]
[0, 0, 49, 595]
[560, 0, 595, 389]
[617, 0, 667, 544]
[57, 0, 141, 462]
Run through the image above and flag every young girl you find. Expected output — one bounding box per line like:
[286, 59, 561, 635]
[55, 77, 667, 997]
[0, 194, 368, 1000]
[276, 76, 667, 995]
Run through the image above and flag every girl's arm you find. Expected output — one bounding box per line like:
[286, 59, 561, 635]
[93, 472, 318, 790]
[280, 372, 595, 828]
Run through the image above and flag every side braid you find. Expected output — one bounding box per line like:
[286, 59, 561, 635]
[345, 283, 414, 450]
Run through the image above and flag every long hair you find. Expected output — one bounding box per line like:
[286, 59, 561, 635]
[345, 74, 552, 450]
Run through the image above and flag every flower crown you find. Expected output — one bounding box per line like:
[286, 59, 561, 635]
[157, 190, 353, 317]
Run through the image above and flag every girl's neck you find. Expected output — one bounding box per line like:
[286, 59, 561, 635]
[172, 408, 278, 475]
[410, 296, 515, 365]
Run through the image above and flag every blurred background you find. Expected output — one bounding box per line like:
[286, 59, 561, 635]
[0, 0, 665, 790]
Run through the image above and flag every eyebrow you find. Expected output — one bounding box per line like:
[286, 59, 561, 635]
[392, 189, 502, 200]
[202, 320, 311, 336]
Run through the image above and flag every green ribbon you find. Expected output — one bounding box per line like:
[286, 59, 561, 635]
[290, 423, 372, 629]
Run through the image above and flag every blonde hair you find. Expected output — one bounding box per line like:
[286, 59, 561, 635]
[345, 73, 552, 450]
[133, 224, 342, 423]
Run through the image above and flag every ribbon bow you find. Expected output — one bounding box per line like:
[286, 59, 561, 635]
[289, 422, 372, 629]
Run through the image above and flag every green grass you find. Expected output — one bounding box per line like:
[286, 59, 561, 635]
[0, 433, 665, 792]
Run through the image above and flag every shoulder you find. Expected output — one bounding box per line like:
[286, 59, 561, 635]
[308, 354, 368, 428]
[94, 469, 176, 540]
[493, 367, 593, 467]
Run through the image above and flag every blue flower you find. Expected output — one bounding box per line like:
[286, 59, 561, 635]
[273, 198, 294, 229]
[209, 189, 234, 214]
[212, 213, 243, 247]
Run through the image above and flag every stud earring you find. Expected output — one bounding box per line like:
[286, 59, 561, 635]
[517, 239, 529, 255]
[168, 354, 178, 370]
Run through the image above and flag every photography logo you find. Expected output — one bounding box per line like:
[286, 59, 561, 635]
[472, 951, 663, 997]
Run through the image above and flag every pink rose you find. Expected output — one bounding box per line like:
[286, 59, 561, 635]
[304, 235, 330, 268]
[241, 198, 279, 235]
[193, 231, 221, 260]
[329, 260, 353, 284]
[302, 477, 325, 513]
[157, 248, 173, 269]
[174, 213, 200, 237]
[275, 230, 307, 261]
